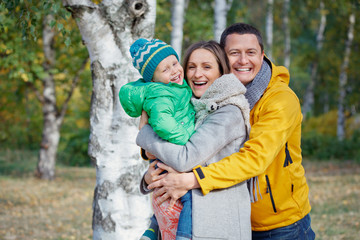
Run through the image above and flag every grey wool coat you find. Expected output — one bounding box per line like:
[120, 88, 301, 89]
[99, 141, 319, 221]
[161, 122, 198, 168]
[137, 74, 252, 240]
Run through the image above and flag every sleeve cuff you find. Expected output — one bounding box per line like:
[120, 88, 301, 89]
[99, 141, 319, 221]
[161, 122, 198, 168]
[140, 148, 149, 161]
[139, 171, 153, 195]
[193, 165, 211, 196]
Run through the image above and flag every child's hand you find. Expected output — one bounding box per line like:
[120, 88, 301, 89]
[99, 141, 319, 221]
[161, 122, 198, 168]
[139, 110, 149, 130]
[145, 150, 156, 160]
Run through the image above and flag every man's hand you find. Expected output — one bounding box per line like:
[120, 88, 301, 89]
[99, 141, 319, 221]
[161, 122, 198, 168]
[148, 162, 200, 209]
[139, 110, 149, 130]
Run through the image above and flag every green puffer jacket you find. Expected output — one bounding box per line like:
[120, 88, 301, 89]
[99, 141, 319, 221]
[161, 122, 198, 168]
[119, 78, 195, 145]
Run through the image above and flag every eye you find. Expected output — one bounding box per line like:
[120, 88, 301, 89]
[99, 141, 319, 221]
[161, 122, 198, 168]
[229, 51, 239, 56]
[173, 61, 178, 66]
[163, 68, 169, 72]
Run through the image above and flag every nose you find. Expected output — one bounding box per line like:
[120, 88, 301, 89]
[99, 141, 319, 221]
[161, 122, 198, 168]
[170, 66, 176, 74]
[238, 54, 248, 65]
[194, 68, 203, 78]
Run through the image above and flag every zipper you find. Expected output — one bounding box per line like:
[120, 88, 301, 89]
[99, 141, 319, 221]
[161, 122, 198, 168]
[283, 142, 293, 167]
[265, 175, 277, 213]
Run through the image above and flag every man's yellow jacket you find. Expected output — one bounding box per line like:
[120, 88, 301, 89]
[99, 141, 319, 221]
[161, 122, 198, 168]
[193, 57, 311, 231]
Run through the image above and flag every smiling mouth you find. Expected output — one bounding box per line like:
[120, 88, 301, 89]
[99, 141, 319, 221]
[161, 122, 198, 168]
[193, 81, 207, 86]
[171, 74, 181, 82]
[235, 68, 251, 72]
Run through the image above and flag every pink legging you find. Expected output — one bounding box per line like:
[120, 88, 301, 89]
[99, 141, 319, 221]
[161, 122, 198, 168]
[152, 195, 183, 240]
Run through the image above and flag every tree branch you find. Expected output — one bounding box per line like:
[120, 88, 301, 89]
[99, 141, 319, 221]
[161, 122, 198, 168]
[26, 81, 45, 104]
[58, 57, 89, 124]
[62, 0, 97, 9]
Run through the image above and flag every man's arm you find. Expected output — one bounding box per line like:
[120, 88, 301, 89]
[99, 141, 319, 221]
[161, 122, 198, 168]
[194, 89, 302, 195]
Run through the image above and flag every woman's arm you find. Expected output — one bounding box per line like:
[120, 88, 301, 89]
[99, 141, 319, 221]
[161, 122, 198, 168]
[136, 105, 246, 172]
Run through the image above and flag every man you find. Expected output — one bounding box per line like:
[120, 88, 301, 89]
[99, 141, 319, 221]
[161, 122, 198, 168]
[146, 23, 315, 239]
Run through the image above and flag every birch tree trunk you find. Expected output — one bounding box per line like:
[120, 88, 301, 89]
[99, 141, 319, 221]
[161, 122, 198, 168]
[337, 9, 355, 141]
[265, 0, 273, 60]
[62, 0, 156, 239]
[36, 14, 87, 180]
[36, 14, 60, 180]
[302, 0, 326, 119]
[171, 0, 186, 58]
[283, 0, 290, 69]
[214, 0, 233, 42]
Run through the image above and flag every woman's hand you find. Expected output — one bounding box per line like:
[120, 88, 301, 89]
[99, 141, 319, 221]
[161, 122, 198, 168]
[144, 160, 166, 185]
[148, 162, 200, 209]
[139, 110, 149, 130]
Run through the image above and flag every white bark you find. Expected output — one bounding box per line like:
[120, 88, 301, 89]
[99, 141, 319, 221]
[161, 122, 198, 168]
[337, 10, 355, 141]
[37, 14, 60, 180]
[265, 0, 273, 60]
[283, 0, 290, 69]
[214, 0, 233, 42]
[36, 13, 88, 180]
[63, 0, 156, 239]
[302, 0, 326, 119]
[170, 0, 186, 58]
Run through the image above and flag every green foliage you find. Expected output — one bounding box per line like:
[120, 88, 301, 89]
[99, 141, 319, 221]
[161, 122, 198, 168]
[302, 111, 360, 161]
[0, 0, 90, 166]
[302, 130, 360, 161]
[0, 0, 359, 166]
[58, 128, 91, 167]
[1, 0, 72, 43]
[0, 148, 38, 177]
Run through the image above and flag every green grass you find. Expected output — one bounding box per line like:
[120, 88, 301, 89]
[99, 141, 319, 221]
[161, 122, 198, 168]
[1, 149, 360, 239]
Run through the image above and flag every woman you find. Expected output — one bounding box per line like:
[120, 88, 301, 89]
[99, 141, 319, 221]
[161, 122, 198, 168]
[138, 41, 252, 240]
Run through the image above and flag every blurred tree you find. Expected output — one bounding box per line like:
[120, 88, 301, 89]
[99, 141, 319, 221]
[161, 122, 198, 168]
[0, 1, 89, 179]
[302, 0, 327, 120]
[282, 0, 290, 69]
[214, 0, 233, 42]
[337, 4, 355, 141]
[265, 0, 274, 59]
[170, 0, 187, 58]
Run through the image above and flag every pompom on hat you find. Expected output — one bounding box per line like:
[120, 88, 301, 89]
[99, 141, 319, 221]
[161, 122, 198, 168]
[130, 38, 179, 82]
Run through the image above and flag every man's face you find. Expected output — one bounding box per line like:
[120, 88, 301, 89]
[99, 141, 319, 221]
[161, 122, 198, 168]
[224, 33, 264, 86]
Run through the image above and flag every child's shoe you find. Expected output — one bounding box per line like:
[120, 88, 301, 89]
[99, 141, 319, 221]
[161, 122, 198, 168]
[140, 228, 157, 240]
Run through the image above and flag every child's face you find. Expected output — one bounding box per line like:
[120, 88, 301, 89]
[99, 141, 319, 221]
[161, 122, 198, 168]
[153, 55, 184, 85]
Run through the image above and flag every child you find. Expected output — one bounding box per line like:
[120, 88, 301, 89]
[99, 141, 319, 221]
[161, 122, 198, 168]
[119, 38, 195, 240]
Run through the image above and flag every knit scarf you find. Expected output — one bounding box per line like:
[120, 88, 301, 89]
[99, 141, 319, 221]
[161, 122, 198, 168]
[191, 73, 250, 134]
[245, 59, 272, 110]
[244, 59, 272, 202]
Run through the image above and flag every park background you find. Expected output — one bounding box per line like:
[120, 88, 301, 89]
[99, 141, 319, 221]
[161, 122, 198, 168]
[0, 0, 359, 239]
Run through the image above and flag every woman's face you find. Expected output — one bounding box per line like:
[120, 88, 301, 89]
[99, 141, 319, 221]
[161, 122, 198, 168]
[186, 49, 221, 98]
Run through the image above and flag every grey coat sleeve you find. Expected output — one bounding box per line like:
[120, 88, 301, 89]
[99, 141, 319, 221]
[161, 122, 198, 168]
[136, 105, 247, 172]
[139, 171, 153, 194]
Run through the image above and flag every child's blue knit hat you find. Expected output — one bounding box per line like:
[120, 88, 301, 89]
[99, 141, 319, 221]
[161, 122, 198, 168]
[130, 38, 179, 82]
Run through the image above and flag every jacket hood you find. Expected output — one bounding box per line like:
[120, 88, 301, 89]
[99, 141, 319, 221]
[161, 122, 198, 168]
[265, 56, 290, 88]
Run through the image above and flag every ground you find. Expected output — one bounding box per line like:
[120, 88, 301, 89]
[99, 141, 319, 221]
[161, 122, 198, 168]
[0, 157, 359, 239]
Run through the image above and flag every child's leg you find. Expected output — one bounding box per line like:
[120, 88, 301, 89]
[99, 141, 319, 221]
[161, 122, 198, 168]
[140, 214, 159, 240]
[175, 191, 192, 240]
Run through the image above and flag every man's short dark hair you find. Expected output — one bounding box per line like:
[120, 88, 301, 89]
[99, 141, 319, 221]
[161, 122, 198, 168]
[220, 23, 264, 52]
